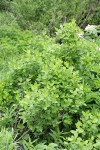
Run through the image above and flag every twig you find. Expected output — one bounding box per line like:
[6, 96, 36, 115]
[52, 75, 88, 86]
[15, 129, 30, 142]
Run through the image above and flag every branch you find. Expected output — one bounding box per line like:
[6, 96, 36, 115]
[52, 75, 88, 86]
[15, 129, 30, 142]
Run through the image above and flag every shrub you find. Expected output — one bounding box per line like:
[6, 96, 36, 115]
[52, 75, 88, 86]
[0, 21, 100, 149]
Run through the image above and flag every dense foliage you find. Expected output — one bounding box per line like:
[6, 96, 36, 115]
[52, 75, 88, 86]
[0, 1, 100, 150]
[0, 0, 100, 33]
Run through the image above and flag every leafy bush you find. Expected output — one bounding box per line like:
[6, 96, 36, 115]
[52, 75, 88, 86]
[64, 110, 100, 150]
[1, 0, 100, 32]
[0, 12, 43, 73]
[0, 20, 100, 149]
